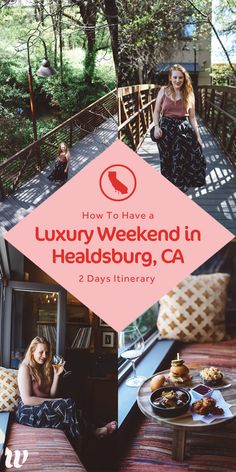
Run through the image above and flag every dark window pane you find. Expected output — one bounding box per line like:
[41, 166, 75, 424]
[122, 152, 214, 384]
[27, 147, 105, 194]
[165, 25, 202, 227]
[127, 304, 158, 338]
[11, 291, 57, 369]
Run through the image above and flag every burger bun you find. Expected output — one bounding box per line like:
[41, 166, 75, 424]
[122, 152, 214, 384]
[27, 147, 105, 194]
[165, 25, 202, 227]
[150, 374, 165, 392]
[171, 365, 189, 376]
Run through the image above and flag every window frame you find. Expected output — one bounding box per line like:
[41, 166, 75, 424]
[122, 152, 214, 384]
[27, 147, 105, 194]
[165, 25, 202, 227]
[1, 280, 66, 367]
[118, 337, 177, 428]
[118, 330, 159, 383]
[118, 303, 159, 380]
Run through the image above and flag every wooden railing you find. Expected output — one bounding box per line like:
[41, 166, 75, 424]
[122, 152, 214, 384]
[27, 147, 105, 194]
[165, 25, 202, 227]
[118, 84, 236, 166]
[3, 85, 235, 199]
[0, 90, 116, 199]
[197, 85, 236, 165]
[118, 85, 159, 150]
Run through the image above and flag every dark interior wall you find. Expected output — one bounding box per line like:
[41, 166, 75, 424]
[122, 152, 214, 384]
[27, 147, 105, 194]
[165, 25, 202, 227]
[24, 258, 55, 284]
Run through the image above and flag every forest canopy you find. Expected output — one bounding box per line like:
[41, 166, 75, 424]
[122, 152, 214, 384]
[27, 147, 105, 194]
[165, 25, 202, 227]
[118, 0, 236, 85]
[0, 0, 118, 159]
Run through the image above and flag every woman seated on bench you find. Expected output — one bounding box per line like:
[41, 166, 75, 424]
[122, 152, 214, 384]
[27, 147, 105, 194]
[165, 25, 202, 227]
[16, 336, 117, 439]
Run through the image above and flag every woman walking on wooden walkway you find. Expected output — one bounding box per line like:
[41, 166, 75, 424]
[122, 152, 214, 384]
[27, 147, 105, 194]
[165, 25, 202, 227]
[48, 142, 70, 184]
[151, 64, 206, 193]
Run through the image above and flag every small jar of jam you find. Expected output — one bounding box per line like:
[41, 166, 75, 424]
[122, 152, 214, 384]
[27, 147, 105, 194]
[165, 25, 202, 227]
[192, 384, 213, 396]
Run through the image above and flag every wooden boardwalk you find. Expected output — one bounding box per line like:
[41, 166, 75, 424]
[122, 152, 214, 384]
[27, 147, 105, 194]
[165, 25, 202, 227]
[1, 116, 235, 235]
[0, 117, 117, 235]
[138, 120, 236, 234]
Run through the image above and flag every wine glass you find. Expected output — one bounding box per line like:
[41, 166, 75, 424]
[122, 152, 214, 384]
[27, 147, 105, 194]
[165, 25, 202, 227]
[52, 354, 72, 378]
[119, 326, 146, 387]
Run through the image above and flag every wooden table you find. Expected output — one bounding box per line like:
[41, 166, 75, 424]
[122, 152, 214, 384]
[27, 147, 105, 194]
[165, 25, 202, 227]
[137, 369, 236, 461]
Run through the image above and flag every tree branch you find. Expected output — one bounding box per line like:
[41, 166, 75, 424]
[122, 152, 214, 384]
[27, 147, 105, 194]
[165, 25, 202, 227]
[187, 0, 236, 76]
[0, 0, 16, 8]
[62, 11, 84, 26]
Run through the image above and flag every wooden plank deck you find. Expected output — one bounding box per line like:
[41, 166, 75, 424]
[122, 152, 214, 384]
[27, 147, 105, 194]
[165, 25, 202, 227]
[138, 120, 236, 233]
[1, 116, 235, 235]
[0, 117, 117, 235]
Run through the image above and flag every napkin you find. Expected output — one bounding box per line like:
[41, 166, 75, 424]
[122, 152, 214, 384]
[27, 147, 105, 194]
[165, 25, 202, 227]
[190, 389, 233, 424]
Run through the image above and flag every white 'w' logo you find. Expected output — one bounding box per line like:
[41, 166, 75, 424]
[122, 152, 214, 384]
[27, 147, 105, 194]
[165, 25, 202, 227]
[5, 447, 29, 469]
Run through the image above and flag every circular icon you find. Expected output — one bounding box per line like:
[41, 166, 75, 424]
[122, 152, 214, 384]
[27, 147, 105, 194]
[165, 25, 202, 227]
[99, 164, 137, 202]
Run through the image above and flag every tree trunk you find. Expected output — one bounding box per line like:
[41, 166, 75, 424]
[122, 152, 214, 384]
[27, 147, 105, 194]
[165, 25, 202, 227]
[58, 0, 63, 82]
[49, 0, 58, 68]
[103, 0, 118, 76]
[79, 0, 97, 86]
[40, 0, 44, 26]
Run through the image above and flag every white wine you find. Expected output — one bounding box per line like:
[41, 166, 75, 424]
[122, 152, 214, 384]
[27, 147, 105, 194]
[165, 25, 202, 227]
[52, 363, 61, 372]
[121, 349, 143, 360]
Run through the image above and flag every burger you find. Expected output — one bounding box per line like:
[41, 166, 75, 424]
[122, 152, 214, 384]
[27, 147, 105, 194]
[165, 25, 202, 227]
[168, 355, 191, 385]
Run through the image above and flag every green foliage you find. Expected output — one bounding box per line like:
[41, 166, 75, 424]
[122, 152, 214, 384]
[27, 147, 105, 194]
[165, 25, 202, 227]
[94, 52, 116, 90]
[0, 56, 29, 110]
[118, 0, 210, 85]
[0, 2, 115, 162]
[0, 6, 35, 47]
[41, 64, 84, 118]
[211, 64, 236, 85]
[0, 106, 58, 159]
[42, 59, 115, 119]
[83, 48, 97, 84]
[128, 304, 158, 336]
[36, 118, 59, 137]
[76, 77, 112, 107]
[0, 111, 33, 159]
[214, 0, 236, 36]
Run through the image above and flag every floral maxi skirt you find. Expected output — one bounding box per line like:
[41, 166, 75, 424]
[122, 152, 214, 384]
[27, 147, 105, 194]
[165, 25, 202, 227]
[15, 398, 80, 438]
[155, 116, 206, 193]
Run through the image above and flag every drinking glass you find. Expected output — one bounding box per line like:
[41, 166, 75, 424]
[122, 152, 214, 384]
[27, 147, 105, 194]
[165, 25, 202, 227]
[52, 354, 72, 378]
[119, 326, 146, 387]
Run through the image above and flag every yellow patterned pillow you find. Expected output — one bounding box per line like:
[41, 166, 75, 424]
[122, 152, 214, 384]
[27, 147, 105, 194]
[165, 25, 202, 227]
[0, 366, 19, 412]
[157, 273, 230, 342]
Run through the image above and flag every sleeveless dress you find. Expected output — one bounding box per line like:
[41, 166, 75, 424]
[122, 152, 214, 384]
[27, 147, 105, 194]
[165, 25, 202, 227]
[15, 376, 80, 439]
[48, 152, 68, 183]
[154, 94, 206, 193]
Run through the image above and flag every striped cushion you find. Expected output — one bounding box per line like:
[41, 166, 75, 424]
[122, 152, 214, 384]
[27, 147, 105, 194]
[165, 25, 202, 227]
[119, 338, 236, 471]
[3, 423, 86, 471]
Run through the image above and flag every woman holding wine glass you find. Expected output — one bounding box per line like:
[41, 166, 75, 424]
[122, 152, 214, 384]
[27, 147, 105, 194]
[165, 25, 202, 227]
[16, 336, 117, 439]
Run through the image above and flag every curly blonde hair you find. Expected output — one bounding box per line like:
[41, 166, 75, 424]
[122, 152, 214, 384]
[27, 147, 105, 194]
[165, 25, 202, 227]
[166, 64, 194, 112]
[24, 336, 53, 387]
[57, 142, 69, 156]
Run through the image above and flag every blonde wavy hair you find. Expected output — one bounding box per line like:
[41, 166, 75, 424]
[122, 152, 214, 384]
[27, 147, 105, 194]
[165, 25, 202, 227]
[57, 142, 69, 156]
[24, 336, 53, 387]
[166, 64, 194, 112]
